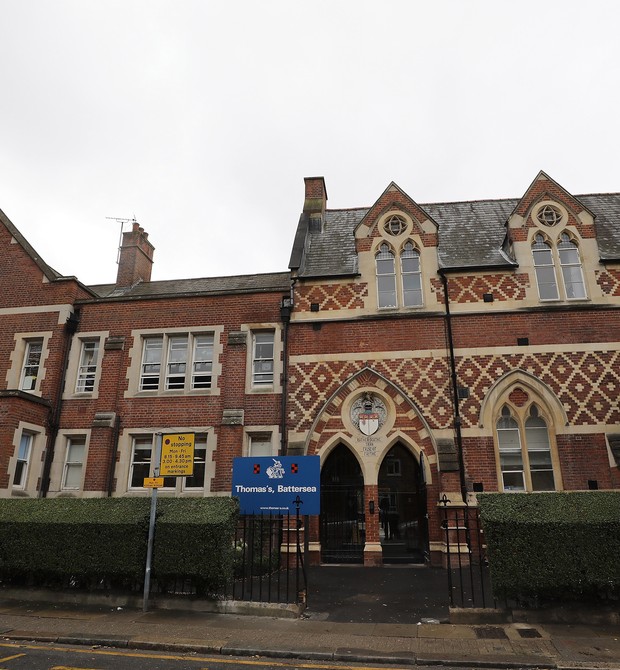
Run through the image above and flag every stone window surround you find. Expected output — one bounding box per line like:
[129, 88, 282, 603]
[45, 429, 92, 496]
[3, 421, 45, 498]
[244, 426, 280, 457]
[492, 394, 563, 493]
[240, 323, 283, 394]
[63, 331, 109, 400]
[116, 427, 216, 497]
[530, 229, 587, 302]
[6, 331, 53, 397]
[125, 326, 224, 398]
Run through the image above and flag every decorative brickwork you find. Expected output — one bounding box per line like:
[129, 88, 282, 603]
[296, 282, 368, 312]
[509, 174, 595, 241]
[290, 348, 620, 434]
[289, 358, 452, 431]
[315, 372, 431, 452]
[458, 349, 620, 427]
[508, 387, 529, 407]
[596, 268, 620, 296]
[430, 272, 529, 304]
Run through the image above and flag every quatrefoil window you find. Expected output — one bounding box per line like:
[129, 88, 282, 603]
[383, 215, 407, 236]
[536, 205, 563, 227]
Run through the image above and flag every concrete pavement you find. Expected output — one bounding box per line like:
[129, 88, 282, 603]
[1, 598, 620, 669]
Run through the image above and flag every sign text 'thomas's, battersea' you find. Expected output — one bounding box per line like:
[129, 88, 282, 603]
[232, 456, 320, 514]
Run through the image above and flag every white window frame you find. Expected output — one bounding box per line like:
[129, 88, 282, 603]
[557, 232, 587, 300]
[191, 335, 214, 389]
[532, 233, 559, 301]
[532, 231, 587, 302]
[128, 433, 209, 492]
[376, 243, 397, 308]
[62, 435, 87, 490]
[375, 238, 424, 310]
[181, 435, 208, 491]
[139, 333, 215, 393]
[129, 435, 154, 489]
[252, 331, 275, 386]
[75, 340, 100, 393]
[400, 241, 423, 307]
[165, 336, 188, 390]
[248, 432, 274, 457]
[19, 339, 43, 392]
[12, 432, 33, 489]
[495, 403, 558, 493]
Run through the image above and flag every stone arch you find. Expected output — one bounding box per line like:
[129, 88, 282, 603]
[316, 432, 366, 479]
[479, 368, 568, 430]
[373, 430, 432, 486]
[303, 365, 438, 468]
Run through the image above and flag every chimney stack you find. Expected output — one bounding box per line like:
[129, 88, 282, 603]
[116, 221, 155, 287]
[303, 177, 328, 216]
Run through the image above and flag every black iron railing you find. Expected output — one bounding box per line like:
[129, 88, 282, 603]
[226, 508, 306, 605]
[440, 498, 494, 609]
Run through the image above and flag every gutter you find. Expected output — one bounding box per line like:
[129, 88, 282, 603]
[39, 310, 80, 497]
[438, 269, 468, 503]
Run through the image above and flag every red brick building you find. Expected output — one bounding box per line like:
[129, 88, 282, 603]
[1, 171, 619, 567]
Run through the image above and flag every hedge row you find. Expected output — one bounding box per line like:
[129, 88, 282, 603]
[0, 497, 238, 593]
[478, 492, 620, 603]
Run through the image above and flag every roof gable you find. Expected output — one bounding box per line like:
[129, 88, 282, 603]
[510, 170, 594, 222]
[0, 207, 61, 283]
[355, 182, 438, 240]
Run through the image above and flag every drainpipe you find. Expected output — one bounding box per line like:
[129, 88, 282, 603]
[39, 309, 80, 497]
[438, 270, 468, 503]
[106, 414, 121, 497]
[279, 289, 294, 455]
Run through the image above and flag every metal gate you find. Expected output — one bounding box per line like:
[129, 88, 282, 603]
[226, 510, 307, 605]
[320, 485, 365, 563]
[320, 444, 365, 563]
[440, 498, 495, 608]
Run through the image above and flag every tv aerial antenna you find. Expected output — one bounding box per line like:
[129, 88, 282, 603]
[106, 216, 138, 265]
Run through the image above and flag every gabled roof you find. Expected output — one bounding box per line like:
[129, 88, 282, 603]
[0, 207, 62, 282]
[293, 209, 368, 278]
[355, 181, 438, 235]
[87, 271, 291, 301]
[580, 193, 620, 261]
[291, 190, 620, 278]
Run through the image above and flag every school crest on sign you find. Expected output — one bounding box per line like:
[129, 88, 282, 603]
[350, 393, 387, 436]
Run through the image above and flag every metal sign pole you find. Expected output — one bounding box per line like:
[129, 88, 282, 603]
[143, 433, 162, 613]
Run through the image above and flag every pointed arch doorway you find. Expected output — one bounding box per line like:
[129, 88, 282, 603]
[320, 444, 365, 564]
[378, 443, 428, 564]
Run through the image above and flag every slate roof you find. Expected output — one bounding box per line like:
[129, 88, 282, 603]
[87, 271, 291, 301]
[291, 194, 620, 278]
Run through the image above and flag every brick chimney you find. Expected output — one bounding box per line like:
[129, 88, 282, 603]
[116, 221, 155, 287]
[303, 177, 328, 216]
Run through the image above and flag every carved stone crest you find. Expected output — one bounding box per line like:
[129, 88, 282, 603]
[350, 392, 387, 436]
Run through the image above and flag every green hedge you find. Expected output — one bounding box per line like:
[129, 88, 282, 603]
[478, 492, 620, 603]
[0, 497, 238, 594]
[153, 497, 238, 591]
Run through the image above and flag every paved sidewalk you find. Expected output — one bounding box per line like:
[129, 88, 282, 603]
[1, 599, 620, 669]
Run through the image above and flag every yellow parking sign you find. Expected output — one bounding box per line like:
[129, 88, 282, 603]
[160, 433, 195, 476]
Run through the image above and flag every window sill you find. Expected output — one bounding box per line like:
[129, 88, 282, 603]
[248, 385, 276, 394]
[131, 388, 218, 398]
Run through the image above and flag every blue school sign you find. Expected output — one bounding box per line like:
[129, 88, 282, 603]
[232, 455, 320, 514]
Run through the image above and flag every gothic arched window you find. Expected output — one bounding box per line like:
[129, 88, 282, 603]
[532, 231, 586, 301]
[401, 242, 423, 307]
[376, 243, 397, 308]
[496, 403, 556, 492]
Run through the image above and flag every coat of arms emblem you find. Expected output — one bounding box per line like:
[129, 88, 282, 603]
[351, 392, 386, 436]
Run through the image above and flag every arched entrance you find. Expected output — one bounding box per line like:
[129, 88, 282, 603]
[320, 444, 364, 564]
[378, 443, 427, 563]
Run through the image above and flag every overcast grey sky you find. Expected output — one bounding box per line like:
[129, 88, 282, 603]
[1, 1, 619, 285]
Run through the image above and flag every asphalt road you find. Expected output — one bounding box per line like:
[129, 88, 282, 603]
[0, 641, 511, 670]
